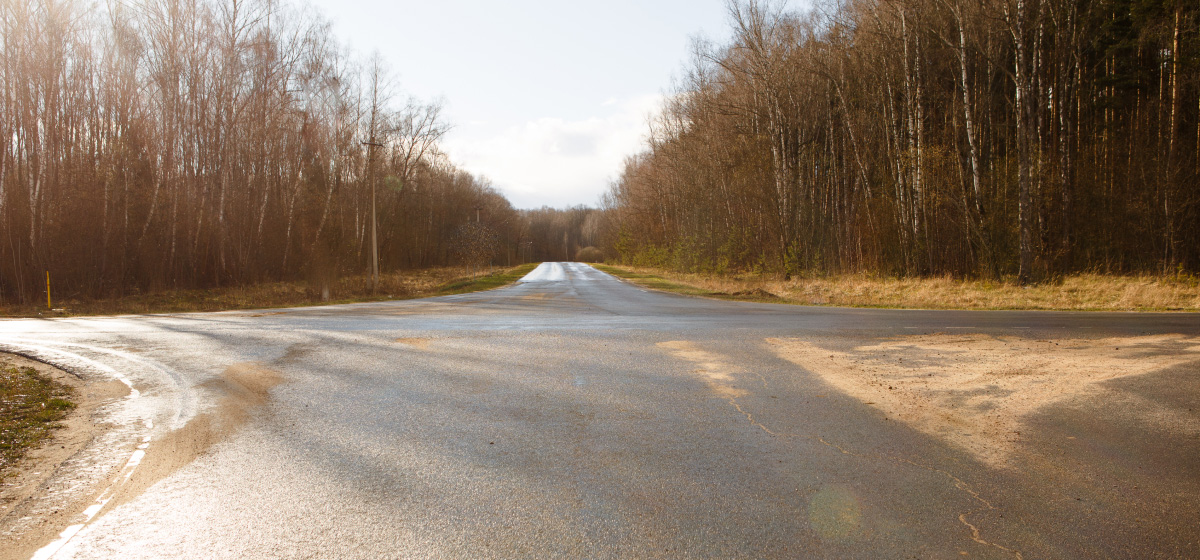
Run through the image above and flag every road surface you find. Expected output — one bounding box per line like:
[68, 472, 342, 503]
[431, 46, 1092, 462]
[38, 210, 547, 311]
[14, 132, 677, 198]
[1, 262, 1198, 558]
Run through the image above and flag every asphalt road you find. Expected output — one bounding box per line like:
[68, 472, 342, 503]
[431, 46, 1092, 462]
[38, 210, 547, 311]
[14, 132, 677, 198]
[2, 262, 1198, 559]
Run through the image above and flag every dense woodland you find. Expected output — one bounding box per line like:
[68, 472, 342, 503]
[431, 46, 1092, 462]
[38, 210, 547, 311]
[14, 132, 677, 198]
[520, 206, 608, 263]
[0, 0, 524, 304]
[4, 0, 1197, 305]
[606, 0, 1200, 280]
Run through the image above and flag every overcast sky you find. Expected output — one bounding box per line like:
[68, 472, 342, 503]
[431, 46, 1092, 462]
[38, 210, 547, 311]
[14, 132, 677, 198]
[303, 0, 740, 209]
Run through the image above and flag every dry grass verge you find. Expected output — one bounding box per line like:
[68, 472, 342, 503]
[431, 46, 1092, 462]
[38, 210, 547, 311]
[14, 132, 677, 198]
[596, 265, 1200, 311]
[0, 263, 539, 318]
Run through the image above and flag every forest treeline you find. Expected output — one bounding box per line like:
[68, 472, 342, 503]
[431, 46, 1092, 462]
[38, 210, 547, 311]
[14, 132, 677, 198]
[605, 0, 1200, 280]
[5, 0, 1197, 306]
[521, 206, 608, 263]
[0, 0, 525, 304]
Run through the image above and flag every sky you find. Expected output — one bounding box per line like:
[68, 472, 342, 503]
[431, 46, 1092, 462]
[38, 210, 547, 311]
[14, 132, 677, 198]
[303, 0, 738, 209]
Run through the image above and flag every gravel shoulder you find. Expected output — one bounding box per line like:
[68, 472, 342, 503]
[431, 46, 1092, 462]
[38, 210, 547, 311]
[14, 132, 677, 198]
[769, 334, 1200, 467]
[0, 354, 128, 560]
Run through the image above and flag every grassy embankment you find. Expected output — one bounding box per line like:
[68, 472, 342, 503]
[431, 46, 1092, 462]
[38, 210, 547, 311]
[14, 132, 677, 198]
[1, 263, 540, 318]
[594, 264, 1200, 311]
[0, 362, 75, 480]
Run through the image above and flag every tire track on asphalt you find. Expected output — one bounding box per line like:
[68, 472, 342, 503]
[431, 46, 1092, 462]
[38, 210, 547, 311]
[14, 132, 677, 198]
[0, 339, 192, 559]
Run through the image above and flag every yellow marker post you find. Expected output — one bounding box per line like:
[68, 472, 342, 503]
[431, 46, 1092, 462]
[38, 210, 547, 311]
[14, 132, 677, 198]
[46, 271, 51, 310]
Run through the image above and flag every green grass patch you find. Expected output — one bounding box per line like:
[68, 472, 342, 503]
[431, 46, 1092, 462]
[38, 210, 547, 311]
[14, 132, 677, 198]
[437, 263, 540, 295]
[594, 264, 714, 295]
[1, 363, 76, 479]
[593, 264, 774, 301]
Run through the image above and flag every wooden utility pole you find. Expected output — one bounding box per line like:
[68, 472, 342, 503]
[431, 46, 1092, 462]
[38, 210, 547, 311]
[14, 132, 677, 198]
[363, 139, 384, 290]
[364, 54, 387, 293]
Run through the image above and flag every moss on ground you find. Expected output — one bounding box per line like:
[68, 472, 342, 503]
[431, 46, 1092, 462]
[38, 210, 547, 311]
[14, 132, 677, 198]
[437, 263, 540, 295]
[0, 363, 75, 480]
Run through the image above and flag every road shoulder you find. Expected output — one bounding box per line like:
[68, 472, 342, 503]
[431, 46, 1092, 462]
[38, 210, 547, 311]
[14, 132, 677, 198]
[0, 353, 128, 560]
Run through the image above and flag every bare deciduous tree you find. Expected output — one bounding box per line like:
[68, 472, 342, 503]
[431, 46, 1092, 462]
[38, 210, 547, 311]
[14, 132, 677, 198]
[604, 0, 1200, 279]
[0, 0, 524, 305]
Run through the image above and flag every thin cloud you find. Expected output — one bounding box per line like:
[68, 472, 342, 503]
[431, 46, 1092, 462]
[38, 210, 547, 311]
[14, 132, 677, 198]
[442, 94, 661, 209]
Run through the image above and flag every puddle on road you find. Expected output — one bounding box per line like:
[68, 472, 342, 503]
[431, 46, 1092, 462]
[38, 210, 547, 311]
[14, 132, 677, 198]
[769, 334, 1200, 466]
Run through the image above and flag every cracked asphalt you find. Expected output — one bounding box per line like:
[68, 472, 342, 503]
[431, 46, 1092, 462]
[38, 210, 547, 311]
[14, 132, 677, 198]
[2, 262, 1198, 559]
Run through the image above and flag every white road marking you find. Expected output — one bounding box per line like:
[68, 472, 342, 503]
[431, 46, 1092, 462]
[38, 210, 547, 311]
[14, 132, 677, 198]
[5, 337, 191, 428]
[0, 341, 154, 560]
[0, 341, 138, 397]
[30, 428, 152, 560]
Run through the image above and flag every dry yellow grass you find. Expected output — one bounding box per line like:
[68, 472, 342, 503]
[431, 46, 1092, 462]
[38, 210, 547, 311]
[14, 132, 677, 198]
[600, 266, 1200, 311]
[0, 264, 537, 318]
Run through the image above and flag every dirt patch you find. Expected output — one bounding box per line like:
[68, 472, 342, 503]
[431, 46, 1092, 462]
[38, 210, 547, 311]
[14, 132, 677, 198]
[0, 354, 128, 560]
[768, 334, 1200, 466]
[106, 363, 282, 511]
[1, 361, 281, 560]
[657, 341, 747, 398]
[1, 361, 76, 476]
[396, 337, 433, 350]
